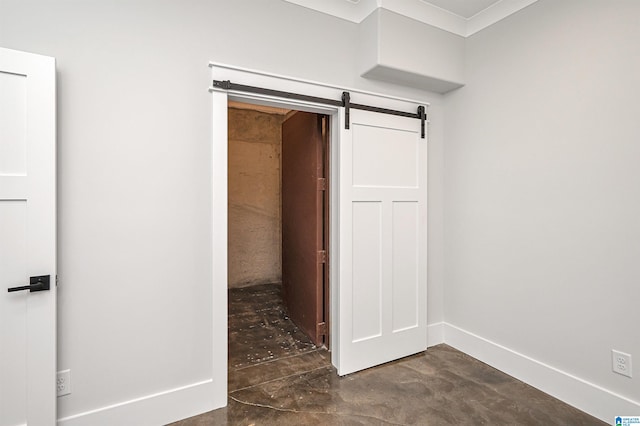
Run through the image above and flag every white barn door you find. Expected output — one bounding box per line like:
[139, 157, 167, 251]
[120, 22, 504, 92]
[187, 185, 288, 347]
[0, 48, 57, 426]
[336, 108, 427, 375]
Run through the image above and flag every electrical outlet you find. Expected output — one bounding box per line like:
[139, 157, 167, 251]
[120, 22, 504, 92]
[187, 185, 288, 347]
[612, 350, 632, 378]
[57, 369, 71, 396]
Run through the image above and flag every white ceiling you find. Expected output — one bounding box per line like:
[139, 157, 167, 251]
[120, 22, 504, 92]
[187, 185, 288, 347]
[423, 0, 503, 19]
[283, 0, 539, 37]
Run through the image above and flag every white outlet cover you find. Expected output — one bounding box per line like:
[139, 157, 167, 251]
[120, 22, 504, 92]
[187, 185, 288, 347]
[612, 350, 632, 378]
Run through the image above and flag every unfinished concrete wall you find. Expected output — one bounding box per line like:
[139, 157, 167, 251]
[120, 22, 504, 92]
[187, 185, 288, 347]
[228, 107, 284, 288]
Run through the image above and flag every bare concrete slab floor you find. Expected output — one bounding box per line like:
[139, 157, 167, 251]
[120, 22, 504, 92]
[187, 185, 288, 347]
[227, 283, 326, 392]
[170, 283, 605, 426]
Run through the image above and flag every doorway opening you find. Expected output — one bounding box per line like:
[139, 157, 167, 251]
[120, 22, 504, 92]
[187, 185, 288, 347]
[226, 100, 331, 391]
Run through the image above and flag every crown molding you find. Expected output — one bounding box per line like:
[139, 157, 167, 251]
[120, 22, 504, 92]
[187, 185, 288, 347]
[284, 0, 378, 23]
[283, 0, 539, 37]
[465, 0, 539, 36]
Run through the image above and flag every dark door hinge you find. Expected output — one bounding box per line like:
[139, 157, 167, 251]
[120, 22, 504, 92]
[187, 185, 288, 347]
[316, 322, 327, 337]
[317, 250, 327, 264]
[317, 178, 327, 191]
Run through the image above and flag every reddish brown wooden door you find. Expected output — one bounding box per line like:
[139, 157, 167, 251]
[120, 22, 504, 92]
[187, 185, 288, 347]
[282, 111, 326, 346]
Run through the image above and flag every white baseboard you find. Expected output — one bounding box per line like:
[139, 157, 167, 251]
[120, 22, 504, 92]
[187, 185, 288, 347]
[57, 379, 223, 426]
[443, 323, 640, 423]
[57, 323, 638, 425]
[427, 321, 445, 347]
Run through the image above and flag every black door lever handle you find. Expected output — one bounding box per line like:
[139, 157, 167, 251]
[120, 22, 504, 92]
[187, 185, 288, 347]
[8, 275, 50, 293]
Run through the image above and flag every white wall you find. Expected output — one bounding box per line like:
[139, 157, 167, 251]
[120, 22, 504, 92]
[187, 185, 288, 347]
[0, 0, 445, 422]
[444, 0, 640, 419]
[359, 9, 465, 93]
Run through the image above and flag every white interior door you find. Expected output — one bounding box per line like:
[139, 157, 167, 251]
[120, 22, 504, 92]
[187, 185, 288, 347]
[0, 47, 56, 426]
[336, 108, 427, 375]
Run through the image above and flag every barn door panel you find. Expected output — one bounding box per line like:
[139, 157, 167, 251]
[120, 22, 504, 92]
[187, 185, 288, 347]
[337, 108, 427, 375]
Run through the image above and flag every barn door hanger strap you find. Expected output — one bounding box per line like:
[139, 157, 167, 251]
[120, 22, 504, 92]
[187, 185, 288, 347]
[212, 80, 427, 138]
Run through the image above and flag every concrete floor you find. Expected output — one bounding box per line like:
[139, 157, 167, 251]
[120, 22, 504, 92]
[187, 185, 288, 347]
[171, 283, 605, 425]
